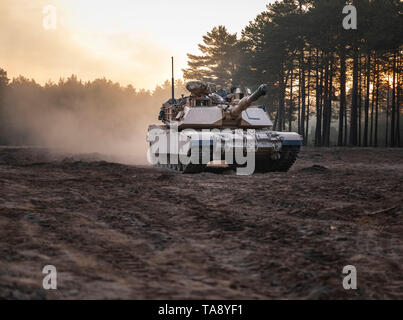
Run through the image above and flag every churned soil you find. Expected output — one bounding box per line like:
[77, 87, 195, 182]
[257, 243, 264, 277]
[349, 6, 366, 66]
[0, 146, 402, 299]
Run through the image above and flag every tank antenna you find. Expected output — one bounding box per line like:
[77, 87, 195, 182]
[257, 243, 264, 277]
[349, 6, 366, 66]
[171, 57, 175, 101]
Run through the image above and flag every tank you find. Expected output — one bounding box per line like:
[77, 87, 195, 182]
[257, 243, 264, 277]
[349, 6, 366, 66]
[147, 80, 302, 174]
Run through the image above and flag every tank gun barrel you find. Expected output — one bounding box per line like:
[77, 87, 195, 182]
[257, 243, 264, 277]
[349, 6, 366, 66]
[230, 84, 268, 118]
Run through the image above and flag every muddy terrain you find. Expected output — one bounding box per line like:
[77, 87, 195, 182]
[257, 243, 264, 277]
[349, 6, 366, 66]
[0, 147, 402, 299]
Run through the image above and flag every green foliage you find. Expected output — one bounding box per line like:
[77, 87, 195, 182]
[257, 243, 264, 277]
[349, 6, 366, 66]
[183, 26, 239, 87]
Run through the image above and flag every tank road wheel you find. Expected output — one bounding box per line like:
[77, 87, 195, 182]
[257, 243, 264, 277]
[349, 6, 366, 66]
[178, 162, 185, 173]
[182, 164, 204, 173]
[164, 155, 184, 173]
[158, 153, 206, 174]
[175, 163, 184, 173]
[181, 150, 206, 174]
[254, 155, 272, 173]
[170, 161, 192, 174]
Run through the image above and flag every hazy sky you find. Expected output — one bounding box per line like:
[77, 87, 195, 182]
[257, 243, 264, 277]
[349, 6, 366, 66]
[0, 0, 272, 90]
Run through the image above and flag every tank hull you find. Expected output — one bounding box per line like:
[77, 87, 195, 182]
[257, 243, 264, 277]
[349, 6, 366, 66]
[147, 125, 302, 174]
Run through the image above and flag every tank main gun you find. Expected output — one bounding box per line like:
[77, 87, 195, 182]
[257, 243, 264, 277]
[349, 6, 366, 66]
[229, 84, 268, 119]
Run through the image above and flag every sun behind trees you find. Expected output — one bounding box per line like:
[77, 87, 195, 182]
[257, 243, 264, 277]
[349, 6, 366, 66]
[183, 0, 402, 147]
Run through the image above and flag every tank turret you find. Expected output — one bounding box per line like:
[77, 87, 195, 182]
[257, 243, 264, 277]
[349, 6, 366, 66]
[158, 82, 270, 129]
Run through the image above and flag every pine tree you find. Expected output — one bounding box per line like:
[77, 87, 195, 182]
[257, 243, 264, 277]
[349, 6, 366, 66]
[182, 26, 239, 87]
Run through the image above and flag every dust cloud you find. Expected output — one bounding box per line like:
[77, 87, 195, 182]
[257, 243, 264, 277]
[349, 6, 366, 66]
[0, 75, 188, 165]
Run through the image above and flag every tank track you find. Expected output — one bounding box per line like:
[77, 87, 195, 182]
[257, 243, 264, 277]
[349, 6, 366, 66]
[154, 146, 300, 174]
[254, 145, 300, 173]
[154, 155, 205, 174]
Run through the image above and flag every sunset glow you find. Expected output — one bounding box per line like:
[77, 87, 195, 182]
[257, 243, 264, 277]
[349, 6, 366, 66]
[1, 0, 272, 90]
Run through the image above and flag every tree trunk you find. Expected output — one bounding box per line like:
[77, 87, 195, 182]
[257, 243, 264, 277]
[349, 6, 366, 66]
[289, 66, 294, 131]
[315, 51, 322, 147]
[300, 52, 306, 144]
[326, 58, 333, 147]
[386, 75, 390, 147]
[306, 52, 311, 145]
[395, 54, 401, 147]
[370, 75, 375, 147]
[338, 50, 346, 146]
[370, 56, 377, 146]
[282, 69, 290, 131]
[344, 96, 348, 146]
[363, 52, 370, 147]
[277, 67, 287, 132]
[358, 55, 362, 146]
[322, 58, 329, 146]
[390, 52, 396, 147]
[273, 105, 279, 131]
[298, 67, 301, 135]
[349, 50, 359, 146]
[374, 62, 379, 147]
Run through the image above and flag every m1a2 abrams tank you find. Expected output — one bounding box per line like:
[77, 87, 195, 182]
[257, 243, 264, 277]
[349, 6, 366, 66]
[147, 78, 302, 174]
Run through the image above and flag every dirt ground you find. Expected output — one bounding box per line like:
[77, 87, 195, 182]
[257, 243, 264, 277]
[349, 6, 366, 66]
[0, 146, 402, 300]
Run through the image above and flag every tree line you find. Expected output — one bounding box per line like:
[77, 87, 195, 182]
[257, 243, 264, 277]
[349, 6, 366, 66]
[183, 0, 402, 147]
[0, 70, 187, 152]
